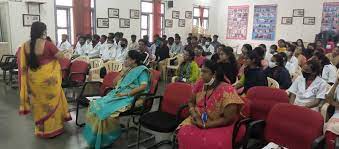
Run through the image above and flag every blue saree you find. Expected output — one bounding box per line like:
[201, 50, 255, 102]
[83, 65, 150, 149]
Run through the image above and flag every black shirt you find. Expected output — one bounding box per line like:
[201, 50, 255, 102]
[217, 62, 238, 84]
[244, 67, 268, 93]
[155, 46, 170, 62]
[264, 66, 292, 89]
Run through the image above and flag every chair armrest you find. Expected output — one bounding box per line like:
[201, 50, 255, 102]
[143, 95, 163, 111]
[176, 104, 189, 122]
[232, 118, 253, 146]
[103, 87, 114, 96]
[129, 93, 154, 110]
[1, 55, 14, 62]
[335, 136, 339, 149]
[77, 81, 102, 99]
[311, 135, 325, 149]
[242, 120, 266, 149]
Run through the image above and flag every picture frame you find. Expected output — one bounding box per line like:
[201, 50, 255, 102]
[178, 19, 185, 27]
[130, 9, 140, 19]
[185, 11, 192, 19]
[22, 14, 40, 27]
[172, 11, 180, 19]
[108, 8, 119, 18]
[303, 17, 316, 25]
[165, 19, 173, 28]
[293, 9, 304, 17]
[119, 18, 130, 28]
[27, 3, 40, 14]
[97, 18, 109, 28]
[281, 17, 293, 25]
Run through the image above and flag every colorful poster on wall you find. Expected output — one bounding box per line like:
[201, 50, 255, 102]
[252, 5, 277, 41]
[321, 2, 339, 33]
[226, 5, 249, 40]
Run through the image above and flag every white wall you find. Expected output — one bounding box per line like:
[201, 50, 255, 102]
[95, 0, 141, 39]
[216, 0, 338, 52]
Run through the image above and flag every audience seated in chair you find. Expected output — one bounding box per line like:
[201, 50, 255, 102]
[173, 49, 199, 83]
[264, 53, 292, 90]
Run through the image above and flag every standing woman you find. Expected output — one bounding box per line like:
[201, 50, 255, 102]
[18, 22, 71, 138]
[177, 60, 244, 149]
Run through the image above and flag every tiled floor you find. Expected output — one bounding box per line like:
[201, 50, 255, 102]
[0, 80, 173, 149]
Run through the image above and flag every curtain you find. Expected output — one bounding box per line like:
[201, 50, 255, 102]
[153, 0, 161, 36]
[199, 5, 204, 27]
[73, 0, 92, 42]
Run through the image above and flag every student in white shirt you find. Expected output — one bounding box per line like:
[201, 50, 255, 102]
[285, 45, 299, 75]
[288, 59, 329, 111]
[87, 34, 101, 58]
[128, 34, 139, 51]
[324, 76, 339, 146]
[101, 37, 115, 62]
[57, 34, 72, 51]
[115, 38, 129, 63]
[259, 44, 273, 62]
[74, 36, 90, 55]
[199, 37, 214, 59]
[312, 52, 337, 85]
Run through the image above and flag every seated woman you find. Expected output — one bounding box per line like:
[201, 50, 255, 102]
[82, 50, 150, 148]
[288, 59, 328, 111]
[285, 44, 299, 75]
[277, 39, 287, 53]
[295, 46, 307, 67]
[264, 53, 292, 89]
[174, 49, 199, 83]
[177, 60, 244, 149]
[324, 77, 339, 149]
[217, 46, 238, 84]
[194, 46, 207, 68]
[312, 52, 337, 85]
[326, 46, 339, 67]
[235, 50, 268, 94]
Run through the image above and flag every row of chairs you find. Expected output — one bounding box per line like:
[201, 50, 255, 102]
[0, 54, 18, 86]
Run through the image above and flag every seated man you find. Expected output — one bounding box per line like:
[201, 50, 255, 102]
[87, 34, 101, 58]
[74, 36, 90, 56]
[57, 34, 72, 51]
[115, 38, 129, 63]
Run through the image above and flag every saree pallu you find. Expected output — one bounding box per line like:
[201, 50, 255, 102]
[177, 81, 244, 149]
[18, 45, 71, 138]
[83, 65, 150, 149]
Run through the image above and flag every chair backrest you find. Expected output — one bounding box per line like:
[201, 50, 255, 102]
[161, 82, 193, 117]
[64, 53, 73, 59]
[265, 103, 324, 149]
[267, 77, 279, 88]
[89, 58, 103, 69]
[59, 58, 71, 79]
[149, 69, 161, 95]
[69, 60, 89, 82]
[104, 61, 123, 72]
[247, 86, 289, 120]
[73, 56, 90, 63]
[100, 71, 120, 96]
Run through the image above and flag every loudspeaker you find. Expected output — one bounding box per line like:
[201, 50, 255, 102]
[168, 1, 173, 8]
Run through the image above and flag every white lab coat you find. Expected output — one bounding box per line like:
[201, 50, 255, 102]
[285, 56, 299, 75]
[288, 76, 329, 111]
[57, 41, 72, 51]
[101, 44, 115, 61]
[321, 64, 337, 84]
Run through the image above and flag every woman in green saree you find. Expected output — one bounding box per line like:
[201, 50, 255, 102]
[83, 50, 150, 148]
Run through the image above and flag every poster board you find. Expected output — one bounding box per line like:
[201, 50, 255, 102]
[252, 5, 277, 41]
[321, 2, 339, 32]
[226, 5, 249, 40]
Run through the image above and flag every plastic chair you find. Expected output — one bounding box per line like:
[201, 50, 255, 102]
[136, 82, 193, 149]
[104, 60, 123, 72]
[0, 55, 16, 82]
[88, 58, 104, 81]
[72, 55, 90, 63]
[233, 86, 289, 148]
[267, 77, 279, 88]
[166, 54, 184, 82]
[245, 103, 325, 149]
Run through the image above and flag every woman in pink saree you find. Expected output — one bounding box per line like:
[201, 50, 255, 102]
[177, 60, 244, 149]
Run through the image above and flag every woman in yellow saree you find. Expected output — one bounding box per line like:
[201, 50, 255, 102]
[18, 22, 71, 138]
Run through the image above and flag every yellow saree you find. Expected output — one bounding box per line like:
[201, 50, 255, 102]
[18, 43, 71, 138]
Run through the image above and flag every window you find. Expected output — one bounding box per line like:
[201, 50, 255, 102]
[55, 0, 95, 44]
[193, 7, 209, 29]
[141, 1, 165, 41]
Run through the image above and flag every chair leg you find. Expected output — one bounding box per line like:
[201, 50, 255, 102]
[126, 117, 131, 144]
[75, 100, 85, 127]
[137, 122, 141, 149]
[146, 140, 172, 149]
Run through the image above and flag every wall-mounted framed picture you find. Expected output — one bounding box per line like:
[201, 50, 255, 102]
[119, 18, 130, 28]
[108, 8, 119, 18]
[165, 19, 173, 28]
[178, 19, 185, 27]
[22, 14, 40, 27]
[293, 9, 304, 17]
[130, 9, 140, 19]
[172, 11, 180, 19]
[97, 18, 109, 28]
[185, 11, 192, 19]
[281, 17, 293, 25]
[303, 17, 316, 25]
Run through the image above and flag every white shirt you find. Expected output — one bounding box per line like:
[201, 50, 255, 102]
[201, 44, 215, 59]
[57, 40, 72, 51]
[74, 43, 91, 55]
[170, 43, 184, 54]
[87, 43, 102, 57]
[115, 47, 129, 62]
[265, 52, 273, 62]
[101, 44, 115, 61]
[288, 76, 329, 110]
[285, 56, 299, 75]
[321, 64, 337, 84]
[128, 41, 139, 51]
